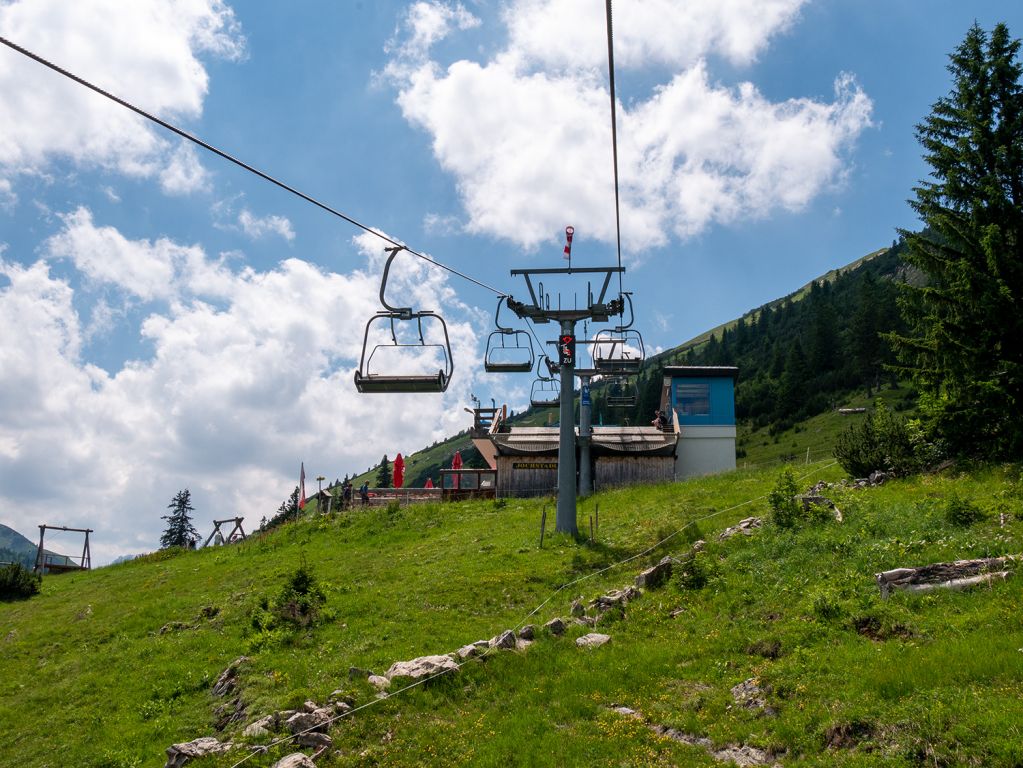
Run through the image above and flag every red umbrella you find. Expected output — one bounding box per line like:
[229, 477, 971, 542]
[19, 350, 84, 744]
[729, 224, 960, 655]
[424, 477, 434, 489]
[451, 450, 462, 490]
[393, 453, 405, 489]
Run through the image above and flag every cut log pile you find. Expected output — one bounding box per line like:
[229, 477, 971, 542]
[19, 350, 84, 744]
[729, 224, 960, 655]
[876, 556, 1016, 598]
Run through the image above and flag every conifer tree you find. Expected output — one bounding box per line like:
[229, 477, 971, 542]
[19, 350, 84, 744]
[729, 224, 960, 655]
[892, 22, 1023, 456]
[376, 455, 392, 488]
[160, 489, 198, 549]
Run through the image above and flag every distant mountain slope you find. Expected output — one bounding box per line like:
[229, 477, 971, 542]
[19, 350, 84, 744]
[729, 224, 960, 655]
[0, 523, 37, 567]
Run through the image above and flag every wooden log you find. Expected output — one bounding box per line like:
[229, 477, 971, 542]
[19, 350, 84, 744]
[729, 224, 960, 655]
[876, 556, 1016, 598]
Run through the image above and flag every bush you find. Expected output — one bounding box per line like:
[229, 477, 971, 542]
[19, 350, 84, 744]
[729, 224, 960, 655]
[0, 563, 42, 601]
[674, 551, 716, 591]
[251, 563, 327, 635]
[944, 493, 985, 527]
[768, 468, 802, 529]
[834, 400, 918, 477]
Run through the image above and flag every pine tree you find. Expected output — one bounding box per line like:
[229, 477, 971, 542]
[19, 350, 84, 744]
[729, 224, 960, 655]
[376, 455, 392, 488]
[160, 489, 198, 549]
[892, 23, 1023, 457]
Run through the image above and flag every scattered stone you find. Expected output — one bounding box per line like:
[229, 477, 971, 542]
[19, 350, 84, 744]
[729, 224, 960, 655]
[515, 638, 533, 651]
[570, 599, 585, 617]
[613, 706, 642, 719]
[164, 737, 233, 768]
[654, 725, 779, 766]
[576, 633, 611, 648]
[719, 517, 762, 540]
[211, 657, 249, 697]
[591, 586, 640, 613]
[386, 654, 459, 681]
[301, 700, 320, 713]
[348, 666, 371, 680]
[730, 678, 774, 715]
[572, 616, 596, 627]
[691, 539, 706, 552]
[518, 624, 535, 640]
[455, 641, 489, 660]
[285, 709, 331, 734]
[544, 617, 566, 636]
[295, 731, 333, 749]
[489, 630, 517, 650]
[159, 621, 192, 635]
[197, 605, 220, 620]
[328, 690, 354, 708]
[368, 674, 391, 691]
[242, 715, 276, 738]
[269, 754, 316, 768]
[635, 556, 673, 589]
[669, 608, 686, 619]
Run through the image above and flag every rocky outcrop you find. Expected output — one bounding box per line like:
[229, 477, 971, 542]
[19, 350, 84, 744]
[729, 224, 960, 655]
[635, 556, 673, 589]
[576, 632, 611, 648]
[270, 754, 317, 768]
[719, 517, 762, 540]
[386, 654, 459, 681]
[164, 737, 233, 768]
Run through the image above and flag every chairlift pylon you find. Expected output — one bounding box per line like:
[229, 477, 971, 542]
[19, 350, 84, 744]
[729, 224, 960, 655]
[529, 355, 561, 409]
[354, 246, 454, 393]
[592, 293, 645, 374]
[484, 297, 535, 373]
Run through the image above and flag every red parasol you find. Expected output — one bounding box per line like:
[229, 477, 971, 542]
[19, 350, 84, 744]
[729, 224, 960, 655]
[424, 477, 434, 489]
[393, 453, 405, 489]
[451, 450, 462, 490]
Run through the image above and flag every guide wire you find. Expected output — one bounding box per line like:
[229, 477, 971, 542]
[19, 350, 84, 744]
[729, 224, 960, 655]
[0, 35, 507, 298]
[227, 460, 840, 768]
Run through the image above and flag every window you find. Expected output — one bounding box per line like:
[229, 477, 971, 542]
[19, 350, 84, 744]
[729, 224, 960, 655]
[678, 383, 710, 416]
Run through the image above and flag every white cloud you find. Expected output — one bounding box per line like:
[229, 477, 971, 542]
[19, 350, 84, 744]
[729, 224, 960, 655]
[238, 209, 296, 242]
[0, 214, 483, 562]
[0, 0, 244, 192]
[159, 143, 212, 195]
[383, 0, 871, 251]
[0, 177, 14, 209]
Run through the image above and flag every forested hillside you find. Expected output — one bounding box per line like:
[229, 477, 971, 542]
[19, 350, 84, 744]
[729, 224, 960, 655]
[588, 239, 913, 432]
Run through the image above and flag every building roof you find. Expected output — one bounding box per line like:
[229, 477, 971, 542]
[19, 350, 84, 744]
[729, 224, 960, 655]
[489, 426, 677, 457]
[662, 365, 739, 379]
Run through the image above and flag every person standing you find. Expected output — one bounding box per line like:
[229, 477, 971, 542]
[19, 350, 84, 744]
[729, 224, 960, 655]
[359, 481, 369, 506]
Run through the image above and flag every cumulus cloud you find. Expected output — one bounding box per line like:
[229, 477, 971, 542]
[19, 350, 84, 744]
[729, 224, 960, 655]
[0, 0, 244, 192]
[0, 212, 482, 563]
[383, 0, 872, 251]
[238, 209, 296, 242]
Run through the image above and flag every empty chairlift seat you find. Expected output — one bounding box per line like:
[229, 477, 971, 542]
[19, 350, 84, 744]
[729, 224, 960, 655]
[354, 246, 454, 393]
[484, 297, 535, 373]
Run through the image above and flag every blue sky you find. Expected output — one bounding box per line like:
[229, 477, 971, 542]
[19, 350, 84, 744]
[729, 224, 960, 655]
[1, 0, 1020, 562]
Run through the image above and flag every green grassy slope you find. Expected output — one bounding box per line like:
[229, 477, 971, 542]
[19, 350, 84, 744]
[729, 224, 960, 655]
[2, 461, 1022, 767]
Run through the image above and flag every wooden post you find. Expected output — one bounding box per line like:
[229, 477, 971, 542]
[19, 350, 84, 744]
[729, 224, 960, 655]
[589, 515, 594, 542]
[539, 507, 547, 548]
[35, 525, 46, 573]
[595, 504, 599, 535]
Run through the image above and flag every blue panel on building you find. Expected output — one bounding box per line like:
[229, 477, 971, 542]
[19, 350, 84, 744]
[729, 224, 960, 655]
[665, 366, 737, 426]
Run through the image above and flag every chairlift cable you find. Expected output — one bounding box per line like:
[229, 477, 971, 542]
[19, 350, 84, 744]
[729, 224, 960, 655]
[0, 35, 506, 297]
[605, 0, 624, 298]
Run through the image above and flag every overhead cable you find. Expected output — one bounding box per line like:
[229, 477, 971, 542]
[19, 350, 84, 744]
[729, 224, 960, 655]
[0, 35, 506, 297]
[604, 0, 624, 296]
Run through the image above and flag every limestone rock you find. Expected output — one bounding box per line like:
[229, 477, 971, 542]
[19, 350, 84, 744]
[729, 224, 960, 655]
[544, 617, 566, 636]
[270, 754, 317, 768]
[285, 708, 331, 734]
[211, 656, 249, 697]
[164, 737, 233, 768]
[301, 700, 320, 713]
[368, 674, 391, 690]
[635, 556, 673, 589]
[386, 654, 459, 681]
[719, 517, 762, 540]
[518, 624, 535, 640]
[242, 714, 276, 738]
[731, 678, 774, 716]
[591, 586, 640, 612]
[295, 731, 333, 749]
[570, 599, 585, 617]
[489, 630, 517, 649]
[456, 641, 488, 660]
[576, 633, 611, 648]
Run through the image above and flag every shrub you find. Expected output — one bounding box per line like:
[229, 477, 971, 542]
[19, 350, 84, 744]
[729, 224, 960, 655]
[0, 563, 42, 601]
[834, 400, 918, 477]
[768, 468, 802, 529]
[943, 493, 985, 527]
[251, 563, 327, 635]
[674, 551, 715, 591]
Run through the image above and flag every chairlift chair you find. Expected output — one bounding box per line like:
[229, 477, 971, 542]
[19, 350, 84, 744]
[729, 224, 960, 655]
[591, 293, 645, 374]
[354, 246, 454, 393]
[484, 297, 535, 373]
[529, 355, 561, 408]
[606, 376, 637, 407]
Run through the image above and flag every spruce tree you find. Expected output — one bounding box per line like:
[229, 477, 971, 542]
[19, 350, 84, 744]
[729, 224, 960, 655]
[892, 23, 1023, 457]
[161, 489, 198, 549]
[376, 455, 392, 488]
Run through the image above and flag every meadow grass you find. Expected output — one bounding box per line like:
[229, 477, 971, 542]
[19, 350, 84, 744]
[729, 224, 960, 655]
[1, 462, 1021, 767]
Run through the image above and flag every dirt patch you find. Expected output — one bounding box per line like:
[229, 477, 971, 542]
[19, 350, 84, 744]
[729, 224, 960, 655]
[851, 615, 913, 641]
[825, 719, 876, 749]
